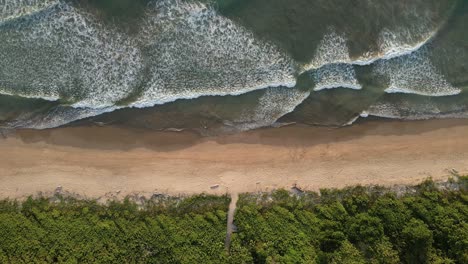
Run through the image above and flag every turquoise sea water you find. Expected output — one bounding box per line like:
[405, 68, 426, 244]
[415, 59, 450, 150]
[0, 0, 467, 133]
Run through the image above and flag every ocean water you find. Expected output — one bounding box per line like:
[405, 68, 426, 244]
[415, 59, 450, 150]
[0, 0, 467, 133]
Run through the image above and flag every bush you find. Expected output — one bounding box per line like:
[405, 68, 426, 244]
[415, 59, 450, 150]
[0, 178, 466, 263]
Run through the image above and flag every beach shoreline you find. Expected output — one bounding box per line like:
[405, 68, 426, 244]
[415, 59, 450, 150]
[1, 118, 468, 199]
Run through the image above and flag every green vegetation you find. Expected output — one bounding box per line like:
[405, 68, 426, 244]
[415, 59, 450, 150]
[0, 195, 235, 263]
[0, 178, 467, 263]
[235, 177, 468, 263]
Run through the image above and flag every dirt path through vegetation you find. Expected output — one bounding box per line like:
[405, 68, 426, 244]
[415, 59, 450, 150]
[225, 192, 239, 252]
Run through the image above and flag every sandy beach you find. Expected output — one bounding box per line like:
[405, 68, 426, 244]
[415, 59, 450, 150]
[1, 118, 468, 199]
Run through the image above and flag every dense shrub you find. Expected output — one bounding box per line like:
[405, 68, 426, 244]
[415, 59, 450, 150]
[0, 177, 466, 263]
[235, 177, 468, 263]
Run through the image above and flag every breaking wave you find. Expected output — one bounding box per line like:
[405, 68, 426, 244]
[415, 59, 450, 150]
[129, 0, 297, 108]
[0, 1, 143, 108]
[303, 25, 443, 94]
[0, 0, 464, 131]
[312, 63, 361, 91]
[0, 0, 58, 23]
[0, 0, 298, 128]
[227, 87, 310, 131]
[375, 49, 461, 96]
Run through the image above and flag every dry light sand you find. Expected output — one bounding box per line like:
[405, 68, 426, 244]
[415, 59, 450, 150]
[1, 119, 468, 199]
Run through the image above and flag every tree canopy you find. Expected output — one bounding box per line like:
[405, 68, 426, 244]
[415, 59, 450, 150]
[0, 177, 467, 263]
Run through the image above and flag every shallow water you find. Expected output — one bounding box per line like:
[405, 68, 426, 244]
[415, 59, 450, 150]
[0, 0, 467, 132]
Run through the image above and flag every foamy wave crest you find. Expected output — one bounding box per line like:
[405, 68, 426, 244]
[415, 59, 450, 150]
[312, 63, 361, 91]
[353, 27, 438, 65]
[227, 87, 309, 131]
[130, 0, 296, 108]
[0, 2, 144, 108]
[0, 0, 298, 129]
[0, 0, 58, 23]
[0, 89, 58, 102]
[303, 30, 360, 91]
[7, 106, 115, 129]
[305, 29, 350, 71]
[375, 49, 461, 96]
[305, 25, 439, 71]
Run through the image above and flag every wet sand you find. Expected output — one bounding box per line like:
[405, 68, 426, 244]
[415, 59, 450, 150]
[1, 118, 468, 199]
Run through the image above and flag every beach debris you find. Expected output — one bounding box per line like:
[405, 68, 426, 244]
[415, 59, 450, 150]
[55, 186, 63, 194]
[450, 168, 459, 176]
[210, 184, 220, 190]
[291, 183, 304, 195]
[200, 121, 208, 130]
[151, 192, 165, 199]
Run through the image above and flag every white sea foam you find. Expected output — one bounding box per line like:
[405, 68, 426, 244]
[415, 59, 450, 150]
[0, 2, 144, 108]
[342, 115, 361, 126]
[303, 30, 361, 92]
[0, 0, 299, 129]
[352, 28, 437, 66]
[304, 29, 350, 71]
[0, 89, 58, 102]
[130, 0, 297, 108]
[375, 49, 461, 96]
[0, 0, 58, 23]
[359, 111, 369, 118]
[8, 106, 116, 129]
[304, 26, 455, 96]
[229, 87, 309, 131]
[1, 0, 297, 111]
[0, 0, 461, 130]
[312, 63, 361, 91]
[305, 25, 439, 71]
[366, 100, 468, 120]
